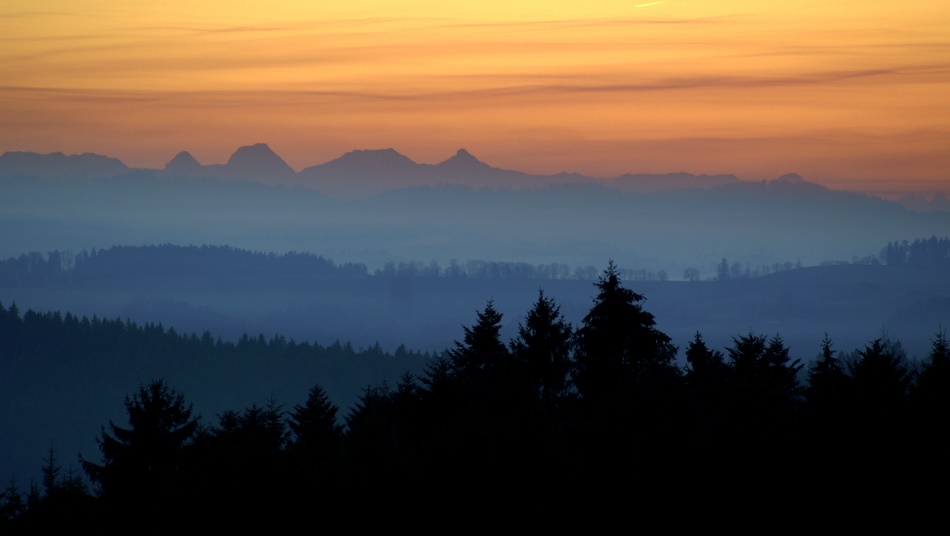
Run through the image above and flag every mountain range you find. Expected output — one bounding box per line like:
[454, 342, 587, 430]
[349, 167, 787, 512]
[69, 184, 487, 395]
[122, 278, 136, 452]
[1, 142, 783, 199]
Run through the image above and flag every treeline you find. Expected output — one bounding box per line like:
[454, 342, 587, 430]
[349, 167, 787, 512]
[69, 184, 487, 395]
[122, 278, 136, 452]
[2, 262, 949, 525]
[0, 239, 912, 289]
[0, 244, 659, 285]
[0, 244, 368, 286]
[880, 235, 950, 267]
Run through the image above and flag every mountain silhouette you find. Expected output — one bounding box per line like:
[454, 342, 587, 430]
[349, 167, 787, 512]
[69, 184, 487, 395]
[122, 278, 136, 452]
[297, 147, 558, 197]
[2, 144, 939, 209]
[435, 148, 491, 173]
[0, 151, 128, 179]
[224, 143, 296, 183]
[163, 151, 203, 176]
[297, 148, 426, 198]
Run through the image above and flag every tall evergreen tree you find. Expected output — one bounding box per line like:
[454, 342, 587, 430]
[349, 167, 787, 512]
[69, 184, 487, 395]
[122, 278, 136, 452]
[837, 336, 914, 478]
[80, 379, 199, 524]
[804, 334, 848, 423]
[510, 288, 574, 405]
[187, 397, 292, 519]
[685, 331, 727, 380]
[447, 299, 510, 379]
[846, 337, 911, 421]
[723, 332, 803, 457]
[683, 331, 730, 442]
[343, 382, 403, 486]
[0, 478, 25, 524]
[572, 260, 679, 404]
[288, 384, 344, 468]
[912, 329, 950, 414]
[909, 329, 950, 475]
[570, 261, 684, 479]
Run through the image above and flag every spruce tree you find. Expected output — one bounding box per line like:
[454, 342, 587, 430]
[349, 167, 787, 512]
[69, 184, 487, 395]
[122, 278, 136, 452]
[510, 289, 574, 405]
[80, 379, 199, 524]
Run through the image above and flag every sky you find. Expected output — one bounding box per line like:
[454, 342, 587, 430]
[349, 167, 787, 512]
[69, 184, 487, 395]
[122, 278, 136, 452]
[2, 1, 949, 196]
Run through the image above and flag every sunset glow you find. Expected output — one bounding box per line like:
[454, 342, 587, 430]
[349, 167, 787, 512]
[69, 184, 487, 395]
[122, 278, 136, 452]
[2, 0, 949, 194]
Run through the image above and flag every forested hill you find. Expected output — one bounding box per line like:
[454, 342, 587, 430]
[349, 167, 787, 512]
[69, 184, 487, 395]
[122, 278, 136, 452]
[0, 244, 368, 285]
[2, 241, 948, 359]
[0, 299, 433, 500]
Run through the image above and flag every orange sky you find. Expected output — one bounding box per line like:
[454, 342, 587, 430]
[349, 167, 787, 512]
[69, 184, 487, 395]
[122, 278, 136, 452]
[2, 1, 949, 195]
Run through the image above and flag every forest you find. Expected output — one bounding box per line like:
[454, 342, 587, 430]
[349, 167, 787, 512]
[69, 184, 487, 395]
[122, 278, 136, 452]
[2, 260, 949, 526]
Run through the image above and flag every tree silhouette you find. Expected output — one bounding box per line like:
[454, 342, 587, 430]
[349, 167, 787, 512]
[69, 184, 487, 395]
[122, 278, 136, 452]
[510, 288, 574, 405]
[846, 337, 911, 425]
[447, 298, 510, 379]
[909, 329, 950, 476]
[342, 382, 406, 487]
[570, 261, 684, 479]
[287, 383, 344, 474]
[722, 332, 803, 469]
[195, 398, 290, 516]
[912, 329, 950, 413]
[80, 379, 199, 523]
[684, 331, 730, 443]
[572, 261, 679, 405]
[803, 334, 848, 426]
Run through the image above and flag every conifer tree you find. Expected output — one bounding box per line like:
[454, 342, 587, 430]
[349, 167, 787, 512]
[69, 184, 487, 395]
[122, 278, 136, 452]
[804, 334, 848, 421]
[684, 331, 730, 441]
[572, 261, 679, 404]
[570, 261, 684, 478]
[912, 329, 950, 413]
[510, 289, 574, 404]
[288, 384, 343, 456]
[447, 299, 510, 379]
[288, 384, 344, 482]
[80, 379, 199, 523]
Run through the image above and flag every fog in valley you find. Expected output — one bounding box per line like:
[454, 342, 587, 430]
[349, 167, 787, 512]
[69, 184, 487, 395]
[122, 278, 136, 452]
[2, 146, 949, 517]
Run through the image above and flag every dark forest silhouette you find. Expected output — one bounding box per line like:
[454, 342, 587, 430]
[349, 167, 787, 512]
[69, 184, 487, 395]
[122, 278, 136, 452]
[2, 261, 949, 525]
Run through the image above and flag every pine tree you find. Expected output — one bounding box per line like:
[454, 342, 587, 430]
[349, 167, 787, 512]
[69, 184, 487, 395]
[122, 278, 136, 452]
[909, 329, 950, 475]
[570, 261, 684, 479]
[683, 331, 730, 441]
[572, 261, 679, 404]
[804, 334, 848, 419]
[447, 299, 510, 379]
[81, 379, 199, 518]
[510, 288, 574, 405]
[287, 384, 344, 477]
[912, 329, 950, 414]
[0, 478, 25, 523]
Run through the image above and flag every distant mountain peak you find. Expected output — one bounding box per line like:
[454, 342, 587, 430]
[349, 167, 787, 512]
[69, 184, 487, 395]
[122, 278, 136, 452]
[437, 148, 489, 170]
[164, 151, 201, 171]
[225, 143, 295, 180]
[227, 143, 280, 165]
